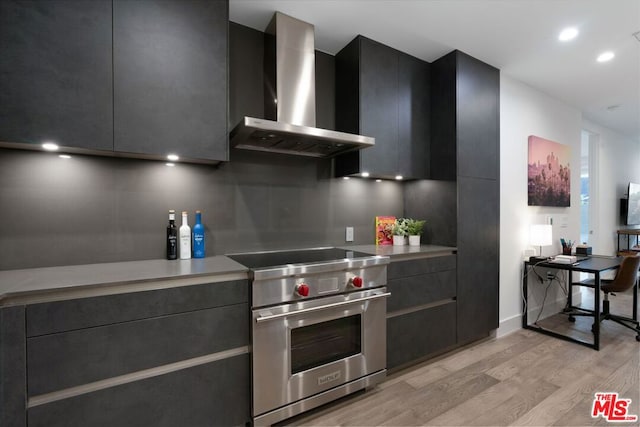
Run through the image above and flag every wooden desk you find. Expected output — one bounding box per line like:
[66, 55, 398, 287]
[522, 256, 622, 350]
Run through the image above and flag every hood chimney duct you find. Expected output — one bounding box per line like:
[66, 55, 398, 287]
[230, 12, 374, 158]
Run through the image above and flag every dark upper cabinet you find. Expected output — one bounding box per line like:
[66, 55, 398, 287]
[229, 22, 264, 130]
[430, 53, 457, 181]
[457, 53, 499, 180]
[0, 0, 228, 163]
[431, 50, 499, 180]
[335, 36, 430, 179]
[113, 0, 228, 162]
[399, 53, 430, 179]
[315, 51, 336, 131]
[358, 37, 399, 178]
[0, 0, 114, 151]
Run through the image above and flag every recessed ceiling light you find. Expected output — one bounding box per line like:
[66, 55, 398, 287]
[597, 51, 615, 62]
[375, 179, 382, 183]
[58, 154, 71, 159]
[343, 176, 350, 180]
[395, 175, 403, 181]
[167, 154, 179, 161]
[558, 27, 578, 42]
[42, 142, 59, 151]
[361, 172, 370, 178]
[165, 162, 175, 167]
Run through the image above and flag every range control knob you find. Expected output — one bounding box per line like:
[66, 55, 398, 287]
[295, 283, 310, 297]
[350, 276, 363, 288]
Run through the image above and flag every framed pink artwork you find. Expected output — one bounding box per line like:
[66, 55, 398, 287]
[528, 135, 571, 207]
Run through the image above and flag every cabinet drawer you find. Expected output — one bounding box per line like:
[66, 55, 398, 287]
[387, 269, 456, 313]
[27, 303, 248, 396]
[27, 279, 248, 337]
[28, 353, 250, 427]
[387, 302, 456, 369]
[388, 255, 456, 279]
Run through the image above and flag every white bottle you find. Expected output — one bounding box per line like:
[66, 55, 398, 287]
[179, 211, 191, 259]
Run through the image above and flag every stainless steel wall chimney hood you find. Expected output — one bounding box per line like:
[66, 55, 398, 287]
[230, 12, 374, 158]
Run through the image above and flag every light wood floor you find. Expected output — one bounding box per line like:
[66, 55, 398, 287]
[284, 290, 639, 426]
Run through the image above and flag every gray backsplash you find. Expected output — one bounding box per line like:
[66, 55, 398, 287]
[0, 148, 404, 270]
[404, 179, 457, 247]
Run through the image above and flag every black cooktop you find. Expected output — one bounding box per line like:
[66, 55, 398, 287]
[227, 248, 373, 270]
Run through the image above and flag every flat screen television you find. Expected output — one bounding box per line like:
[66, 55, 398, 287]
[624, 182, 640, 225]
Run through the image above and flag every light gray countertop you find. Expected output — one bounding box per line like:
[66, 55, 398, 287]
[0, 245, 457, 306]
[0, 256, 248, 306]
[340, 244, 457, 260]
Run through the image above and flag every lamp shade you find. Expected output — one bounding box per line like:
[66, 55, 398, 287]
[530, 224, 553, 247]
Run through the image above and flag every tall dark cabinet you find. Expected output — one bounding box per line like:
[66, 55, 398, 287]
[113, 0, 228, 162]
[0, 0, 113, 151]
[431, 50, 500, 344]
[335, 36, 429, 179]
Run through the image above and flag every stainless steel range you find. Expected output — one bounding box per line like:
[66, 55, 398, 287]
[228, 248, 390, 426]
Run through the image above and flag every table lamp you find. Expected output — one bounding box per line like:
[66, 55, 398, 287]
[530, 224, 552, 257]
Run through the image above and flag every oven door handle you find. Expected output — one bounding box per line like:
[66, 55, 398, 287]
[255, 291, 391, 323]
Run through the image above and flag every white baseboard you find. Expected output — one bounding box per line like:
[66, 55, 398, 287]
[496, 290, 583, 338]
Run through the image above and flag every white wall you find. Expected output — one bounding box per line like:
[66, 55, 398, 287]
[582, 119, 640, 255]
[498, 75, 640, 336]
[499, 75, 583, 336]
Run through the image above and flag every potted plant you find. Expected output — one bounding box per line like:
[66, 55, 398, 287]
[406, 218, 426, 246]
[390, 218, 409, 246]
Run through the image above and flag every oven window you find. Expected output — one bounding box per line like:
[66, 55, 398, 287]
[290, 314, 362, 374]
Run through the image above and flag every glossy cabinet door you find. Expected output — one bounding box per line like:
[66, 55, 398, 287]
[0, 0, 113, 151]
[113, 0, 228, 162]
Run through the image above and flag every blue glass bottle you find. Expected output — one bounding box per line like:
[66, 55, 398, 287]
[192, 210, 205, 258]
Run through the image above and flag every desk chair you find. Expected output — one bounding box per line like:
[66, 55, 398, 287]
[568, 255, 640, 342]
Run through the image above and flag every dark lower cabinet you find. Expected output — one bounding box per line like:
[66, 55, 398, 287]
[0, 306, 27, 427]
[0, 0, 113, 151]
[27, 353, 250, 427]
[387, 303, 456, 369]
[386, 255, 457, 370]
[113, 0, 228, 162]
[27, 303, 248, 395]
[387, 270, 456, 313]
[388, 255, 457, 279]
[26, 279, 248, 337]
[0, 278, 251, 427]
[457, 176, 499, 344]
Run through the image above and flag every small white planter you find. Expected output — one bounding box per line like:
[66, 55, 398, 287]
[408, 235, 421, 246]
[393, 235, 406, 246]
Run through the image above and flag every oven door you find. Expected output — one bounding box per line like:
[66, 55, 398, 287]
[252, 287, 389, 417]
